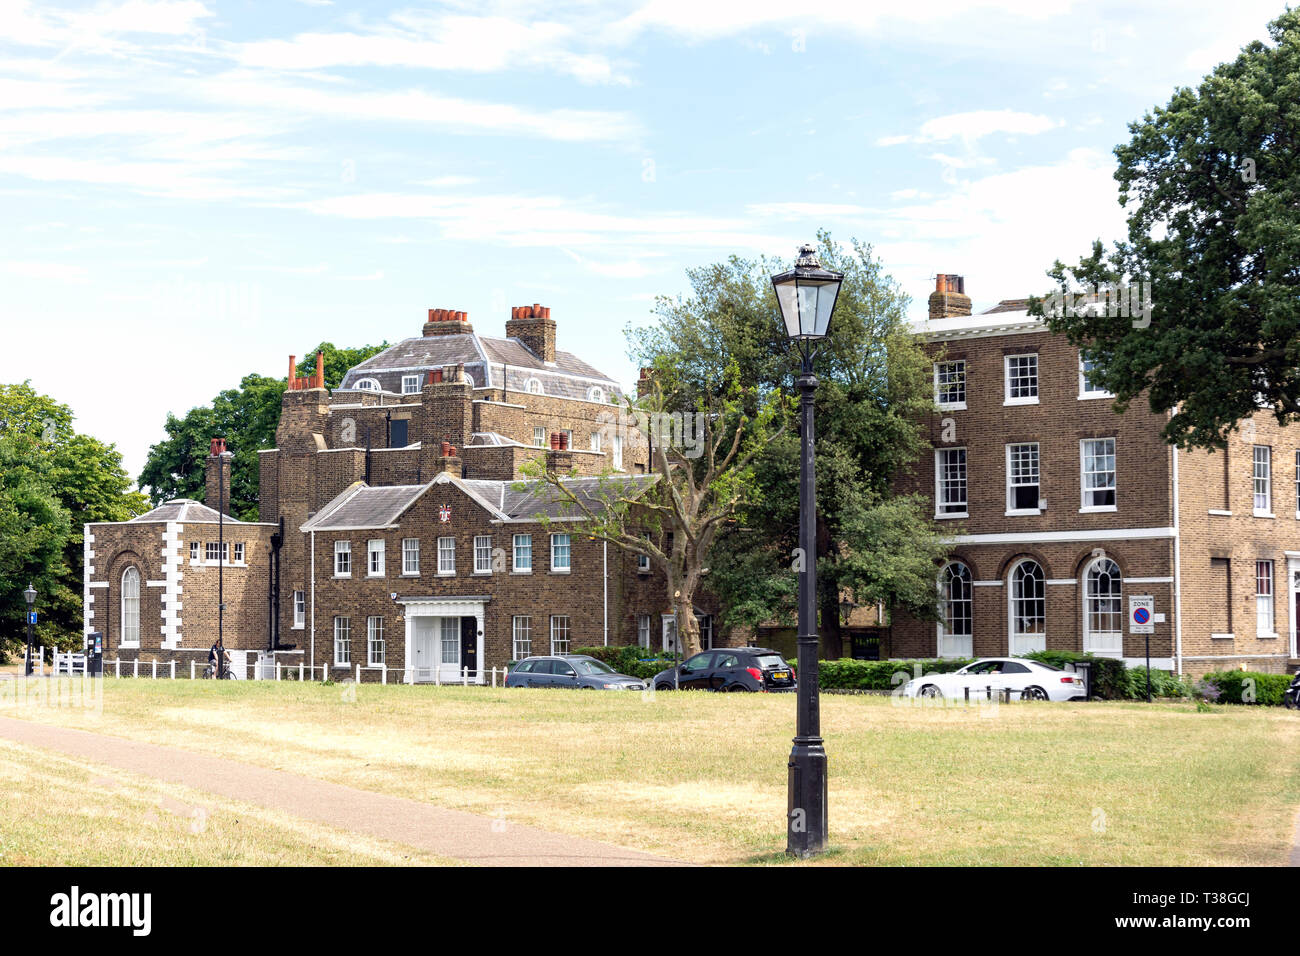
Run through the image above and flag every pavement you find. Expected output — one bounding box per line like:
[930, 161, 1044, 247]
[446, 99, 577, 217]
[0, 716, 683, 867]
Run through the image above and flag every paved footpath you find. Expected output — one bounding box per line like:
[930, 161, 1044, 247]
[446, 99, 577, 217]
[0, 716, 682, 867]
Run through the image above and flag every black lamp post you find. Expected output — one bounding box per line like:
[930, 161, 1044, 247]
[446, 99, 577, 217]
[23, 582, 36, 676]
[771, 242, 843, 858]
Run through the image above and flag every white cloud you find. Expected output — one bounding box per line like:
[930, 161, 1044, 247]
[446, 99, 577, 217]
[881, 110, 1062, 147]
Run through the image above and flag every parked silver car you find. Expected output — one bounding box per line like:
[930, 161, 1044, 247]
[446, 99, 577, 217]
[506, 655, 646, 690]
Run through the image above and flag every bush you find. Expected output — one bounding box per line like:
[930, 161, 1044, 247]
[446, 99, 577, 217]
[1022, 650, 1130, 699]
[573, 645, 677, 680]
[1197, 670, 1292, 706]
[817, 658, 973, 691]
[1125, 666, 1192, 699]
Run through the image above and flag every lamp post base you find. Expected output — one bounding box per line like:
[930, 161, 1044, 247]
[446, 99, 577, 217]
[786, 737, 828, 857]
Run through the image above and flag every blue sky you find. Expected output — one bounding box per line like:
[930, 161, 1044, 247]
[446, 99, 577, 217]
[0, 0, 1290, 481]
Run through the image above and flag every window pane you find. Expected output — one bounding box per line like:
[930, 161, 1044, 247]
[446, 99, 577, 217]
[1006, 355, 1038, 400]
[936, 448, 967, 514]
[935, 360, 966, 406]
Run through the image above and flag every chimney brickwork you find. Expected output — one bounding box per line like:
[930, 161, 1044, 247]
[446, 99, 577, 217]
[928, 274, 972, 319]
[505, 304, 556, 363]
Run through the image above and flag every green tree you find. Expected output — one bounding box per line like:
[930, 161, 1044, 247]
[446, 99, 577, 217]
[523, 366, 784, 660]
[1030, 9, 1300, 450]
[631, 233, 949, 656]
[138, 342, 388, 520]
[0, 382, 146, 656]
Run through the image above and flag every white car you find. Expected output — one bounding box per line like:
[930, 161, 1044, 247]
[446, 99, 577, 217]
[900, 658, 1086, 702]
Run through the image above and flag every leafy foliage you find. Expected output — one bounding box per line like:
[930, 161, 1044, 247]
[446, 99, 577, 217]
[1030, 10, 1300, 449]
[630, 232, 948, 648]
[817, 657, 972, 691]
[0, 383, 146, 657]
[1197, 670, 1291, 705]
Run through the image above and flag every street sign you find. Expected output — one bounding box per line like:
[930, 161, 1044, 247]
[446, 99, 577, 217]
[1128, 595, 1154, 634]
[27, 611, 37, 625]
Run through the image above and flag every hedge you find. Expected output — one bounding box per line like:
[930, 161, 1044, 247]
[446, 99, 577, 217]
[1197, 670, 1292, 706]
[817, 658, 973, 691]
[572, 645, 677, 680]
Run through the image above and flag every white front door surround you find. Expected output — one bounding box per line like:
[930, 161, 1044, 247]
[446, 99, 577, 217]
[399, 597, 487, 683]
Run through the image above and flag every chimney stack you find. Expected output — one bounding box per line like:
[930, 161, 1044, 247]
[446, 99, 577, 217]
[205, 437, 233, 513]
[929, 274, 972, 319]
[505, 303, 556, 363]
[423, 308, 473, 337]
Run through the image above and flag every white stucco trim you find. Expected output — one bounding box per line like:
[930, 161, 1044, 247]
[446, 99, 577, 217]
[400, 597, 487, 684]
[83, 525, 94, 636]
[943, 527, 1176, 546]
[161, 521, 184, 648]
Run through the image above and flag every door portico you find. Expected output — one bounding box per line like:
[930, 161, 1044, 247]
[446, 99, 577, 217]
[398, 596, 488, 683]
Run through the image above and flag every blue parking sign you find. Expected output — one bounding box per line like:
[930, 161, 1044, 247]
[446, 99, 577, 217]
[28, 611, 37, 625]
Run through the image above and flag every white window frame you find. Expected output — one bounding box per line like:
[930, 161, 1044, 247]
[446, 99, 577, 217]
[1008, 559, 1046, 654]
[561, 429, 573, 448]
[550, 615, 571, 655]
[401, 374, 421, 395]
[1003, 353, 1039, 406]
[525, 378, 544, 395]
[189, 541, 199, 562]
[437, 536, 456, 576]
[1082, 558, 1124, 656]
[1080, 437, 1117, 512]
[637, 551, 651, 572]
[637, 614, 651, 649]
[937, 562, 972, 658]
[589, 431, 601, 453]
[533, 426, 546, 447]
[367, 616, 385, 665]
[1254, 445, 1273, 516]
[1257, 559, 1276, 636]
[402, 538, 420, 576]
[293, 590, 305, 629]
[233, 542, 245, 563]
[439, 617, 459, 665]
[934, 447, 968, 518]
[512, 616, 532, 660]
[333, 616, 351, 665]
[205, 541, 220, 563]
[550, 533, 571, 573]
[120, 566, 140, 648]
[367, 539, 385, 577]
[587, 386, 606, 403]
[334, 540, 351, 577]
[354, 378, 381, 392]
[934, 360, 967, 410]
[1078, 355, 1113, 399]
[513, 533, 532, 573]
[474, 535, 492, 574]
[612, 434, 623, 471]
[1006, 442, 1042, 515]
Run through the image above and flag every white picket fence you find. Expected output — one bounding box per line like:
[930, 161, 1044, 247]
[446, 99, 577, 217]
[96, 657, 508, 687]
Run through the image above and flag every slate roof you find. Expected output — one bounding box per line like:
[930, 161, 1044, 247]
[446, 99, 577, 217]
[300, 474, 657, 530]
[337, 331, 622, 402]
[301, 483, 429, 531]
[129, 500, 246, 524]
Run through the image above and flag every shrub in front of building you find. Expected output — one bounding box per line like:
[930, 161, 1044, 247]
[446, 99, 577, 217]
[1022, 650, 1130, 699]
[818, 658, 974, 691]
[1197, 670, 1291, 706]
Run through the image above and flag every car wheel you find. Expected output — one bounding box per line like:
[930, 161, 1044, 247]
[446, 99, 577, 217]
[725, 683, 751, 692]
[919, 684, 942, 699]
[1022, 685, 1048, 701]
[656, 683, 673, 691]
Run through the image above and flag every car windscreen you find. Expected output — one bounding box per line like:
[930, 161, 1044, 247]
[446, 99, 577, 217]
[754, 655, 787, 669]
[572, 659, 615, 675]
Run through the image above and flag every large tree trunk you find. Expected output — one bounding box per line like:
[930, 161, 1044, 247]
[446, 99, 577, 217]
[675, 598, 702, 657]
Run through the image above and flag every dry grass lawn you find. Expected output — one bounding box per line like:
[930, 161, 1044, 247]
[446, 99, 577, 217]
[3, 677, 1298, 865]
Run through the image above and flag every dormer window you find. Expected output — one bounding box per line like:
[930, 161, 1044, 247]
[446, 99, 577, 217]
[587, 386, 606, 403]
[355, 378, 381, 392]
[401, 375, 420, 394]
[525, 378, 544, 395]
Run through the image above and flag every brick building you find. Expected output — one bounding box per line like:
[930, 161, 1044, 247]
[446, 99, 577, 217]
[86, 304, 719, 679]
[889, 275, 1300, 677]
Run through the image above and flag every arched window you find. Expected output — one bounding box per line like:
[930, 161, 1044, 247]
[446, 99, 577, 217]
[464, 373, 475, 389]
[1009, 559, 1045, 655]
[354, 378, 381, 391]
[525, 378, 544, 395]
[121, 567, 140, 647]
[938, 562, 972, 658]
[1083, 558, 1123, 657]
[587, 386, 606, 403]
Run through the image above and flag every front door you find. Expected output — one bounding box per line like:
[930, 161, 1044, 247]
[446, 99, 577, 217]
[460, 616, 478, 678]
[412, 617, 436, 682]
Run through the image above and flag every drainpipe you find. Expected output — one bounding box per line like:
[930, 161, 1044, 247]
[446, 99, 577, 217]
[310, 529, 316, 676]
[603, 540, 608, 646]
[1172, 443, 1183, 676]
